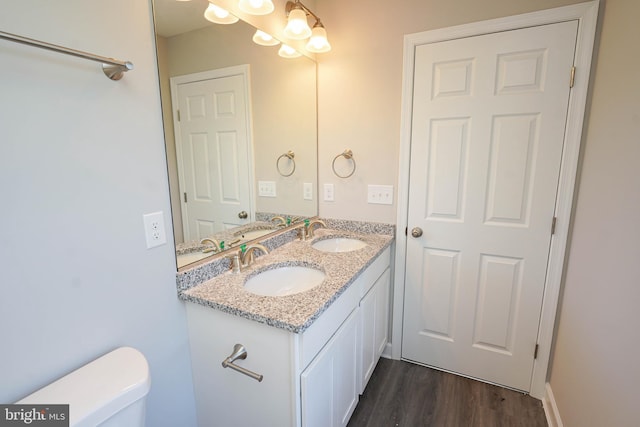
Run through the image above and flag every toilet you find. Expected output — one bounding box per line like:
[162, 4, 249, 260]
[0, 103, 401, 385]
[17, 347, 151, 427]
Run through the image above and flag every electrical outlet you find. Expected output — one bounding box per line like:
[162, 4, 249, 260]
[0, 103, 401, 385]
[303, 182, 313, 200]
[258, 181, 277, 197]
[367, 185, 393, 205]
[143, 211, 167, 249]
[324, 183, 334, 201]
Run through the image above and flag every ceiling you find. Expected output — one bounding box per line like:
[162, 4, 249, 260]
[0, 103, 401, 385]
[153, 0, 212, 38]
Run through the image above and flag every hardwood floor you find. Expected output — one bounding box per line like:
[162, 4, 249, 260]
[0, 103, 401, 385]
[348, 358, 547, 427]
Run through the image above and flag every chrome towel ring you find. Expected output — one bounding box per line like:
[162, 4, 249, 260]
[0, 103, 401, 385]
[276, 150, 296, 177]
[332, 149, 356, 178]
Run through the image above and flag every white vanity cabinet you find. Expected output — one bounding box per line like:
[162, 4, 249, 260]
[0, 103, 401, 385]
[357, 267, 390, 394]
[300, 308, 359, 427]
[184, 247, 390, 427]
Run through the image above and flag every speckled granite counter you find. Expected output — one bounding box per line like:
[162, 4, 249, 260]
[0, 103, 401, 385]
[178, 227, 394, 333]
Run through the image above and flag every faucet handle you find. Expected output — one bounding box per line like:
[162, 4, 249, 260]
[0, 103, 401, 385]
[227, 251, 243, 273]
[298, 222, 309, 241]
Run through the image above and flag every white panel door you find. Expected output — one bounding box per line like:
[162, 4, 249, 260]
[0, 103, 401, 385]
[402, 21, 578, 391]
[176, 74, 251, 241]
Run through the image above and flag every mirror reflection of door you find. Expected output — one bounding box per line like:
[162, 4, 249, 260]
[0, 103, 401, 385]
[171, 66, 253, 242]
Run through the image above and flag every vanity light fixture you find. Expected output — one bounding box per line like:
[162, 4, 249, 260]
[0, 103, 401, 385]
[306, 21, 331, 53]
[284, 2, 311, 40]
[283, 1, 331, 52]
[204, 3, 239, 24]
[278, 43, 302, 59]
[252, 29, 280, 46]
[239, 0, 275, 15]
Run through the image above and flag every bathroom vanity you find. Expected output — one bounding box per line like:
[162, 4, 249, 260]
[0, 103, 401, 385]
[179, 226, 392, 427]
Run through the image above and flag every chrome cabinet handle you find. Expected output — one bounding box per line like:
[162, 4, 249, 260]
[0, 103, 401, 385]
[238, 211, 248, 219]
[411, 227, 423, 238]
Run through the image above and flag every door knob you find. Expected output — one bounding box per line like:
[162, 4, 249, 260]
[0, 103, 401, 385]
[411, 227, 423, 238]
[238, 211, 248, 219]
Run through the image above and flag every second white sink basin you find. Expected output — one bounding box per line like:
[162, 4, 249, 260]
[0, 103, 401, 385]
[312, 237, 367, 253]
[244, 266, 325, 297]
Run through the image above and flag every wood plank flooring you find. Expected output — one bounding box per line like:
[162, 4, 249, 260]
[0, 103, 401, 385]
[348, 358, 547, 427]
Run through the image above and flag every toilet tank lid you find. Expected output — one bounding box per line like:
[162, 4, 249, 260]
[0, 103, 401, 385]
[17, 347, 150, 426]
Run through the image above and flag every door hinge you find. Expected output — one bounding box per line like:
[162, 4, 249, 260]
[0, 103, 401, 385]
[569, 66, 576, 88]
[534, 344, 539, 360]
[183, 192, 188, 203]
[551, 216, 557, 235]
[177, 110, 181, 121]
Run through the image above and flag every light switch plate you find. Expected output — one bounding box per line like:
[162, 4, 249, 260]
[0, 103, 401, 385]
[258, 181, 276, 197]
[323, 183, 334, 202]
[303, 182, 313, 200]
[367, 185, 393, 205]
[143, 211, 167, 249]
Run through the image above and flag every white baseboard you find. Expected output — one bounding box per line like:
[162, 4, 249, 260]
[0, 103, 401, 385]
[381, 342, 394, 359]
[542, 383, 563, 427]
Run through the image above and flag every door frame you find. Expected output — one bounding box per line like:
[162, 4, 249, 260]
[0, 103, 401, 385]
[169, 64, 256, 239]
[392, 1, 599, 399]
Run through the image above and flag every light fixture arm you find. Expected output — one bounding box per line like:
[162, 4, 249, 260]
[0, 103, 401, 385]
[285, 0, 321, 25]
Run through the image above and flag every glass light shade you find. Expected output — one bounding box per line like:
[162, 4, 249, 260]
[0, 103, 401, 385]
[283, 8, 311, 40]
[252, 30, 280, 46]
[239, 0, 274, 15]
[278, 44, 302, 59]
[305, 25, 331, 53]
[203, 4, 239, 24]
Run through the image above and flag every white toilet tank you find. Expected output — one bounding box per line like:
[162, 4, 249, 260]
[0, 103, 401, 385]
[17, 347, 151, 427]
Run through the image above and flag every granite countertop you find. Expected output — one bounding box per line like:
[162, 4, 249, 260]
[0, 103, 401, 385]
[175, 221, 281, 256]
[179, 228, 393, 333]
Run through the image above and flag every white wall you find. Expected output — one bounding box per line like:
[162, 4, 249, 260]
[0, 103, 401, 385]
[315, 0, 581, 223]
[548, 0, 640, 425]
[315, 0, 639, 425]
[2, 1, 638, 425]
[0, 1, 197, 426]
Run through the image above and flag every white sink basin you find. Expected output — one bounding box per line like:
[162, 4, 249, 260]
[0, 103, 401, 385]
[312, 237, 366, 253]
[244, 266, 325, 297]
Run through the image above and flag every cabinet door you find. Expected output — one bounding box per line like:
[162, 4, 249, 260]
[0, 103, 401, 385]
[301, 308, 359, 427]
[374, 269, 390, 359]
[359, 268, 391, 394]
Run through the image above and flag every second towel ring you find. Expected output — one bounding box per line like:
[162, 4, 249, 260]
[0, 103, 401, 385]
[276, 151, 296, 177]
[332, 149, 356, 178]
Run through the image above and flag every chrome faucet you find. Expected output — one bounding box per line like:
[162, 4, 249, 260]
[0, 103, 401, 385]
[228, 243, 270, 273]
[271, 216, 287, 227]
[242, 243, 270, 266]
[300, 219, 327, 240]
[200, 238, 220, 253]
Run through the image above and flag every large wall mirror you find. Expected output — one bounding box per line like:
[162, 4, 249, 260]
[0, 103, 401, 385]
[153, 0, 318, 268]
